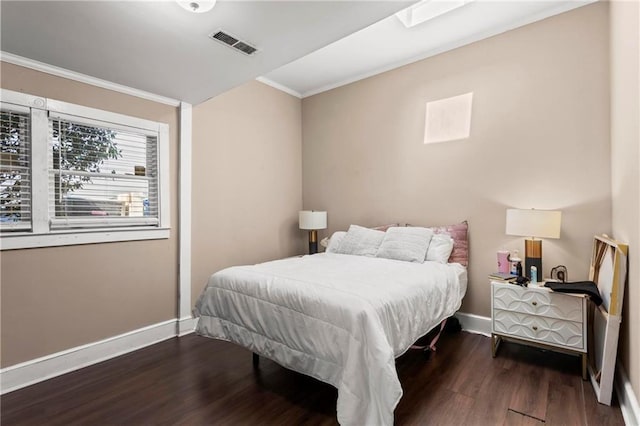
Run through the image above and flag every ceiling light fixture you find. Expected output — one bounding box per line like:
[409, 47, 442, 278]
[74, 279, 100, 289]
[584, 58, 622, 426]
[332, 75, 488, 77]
[396, 0, 474, 28]
[177, 0, 216, 14]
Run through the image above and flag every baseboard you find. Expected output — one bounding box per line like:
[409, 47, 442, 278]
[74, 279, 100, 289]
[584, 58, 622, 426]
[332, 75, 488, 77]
[0, 319, 179, 395]
[616, 363, 640, 426]
[455, 311, 491, 336]
[178, 316, 197, 336]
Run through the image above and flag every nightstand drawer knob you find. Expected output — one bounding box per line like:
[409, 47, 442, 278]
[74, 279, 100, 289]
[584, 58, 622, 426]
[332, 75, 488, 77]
[532, 301, 538, 306]
[532, 326, 538, 331]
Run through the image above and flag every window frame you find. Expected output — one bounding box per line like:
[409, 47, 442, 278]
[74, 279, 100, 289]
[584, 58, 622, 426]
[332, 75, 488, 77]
[0, 89, 170, 250]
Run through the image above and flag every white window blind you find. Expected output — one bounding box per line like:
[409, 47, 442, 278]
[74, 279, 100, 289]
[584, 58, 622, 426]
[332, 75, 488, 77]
[0, 104, 31, 231]
[48, 113, 159, 229]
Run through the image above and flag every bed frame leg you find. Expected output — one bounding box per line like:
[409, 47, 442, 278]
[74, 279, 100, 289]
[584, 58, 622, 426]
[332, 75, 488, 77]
[252, 352, 259, 368]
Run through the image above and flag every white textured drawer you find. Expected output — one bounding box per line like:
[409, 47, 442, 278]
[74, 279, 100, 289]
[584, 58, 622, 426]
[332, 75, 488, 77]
[493, 309, 585, 351]
[492, 282, 583, 322]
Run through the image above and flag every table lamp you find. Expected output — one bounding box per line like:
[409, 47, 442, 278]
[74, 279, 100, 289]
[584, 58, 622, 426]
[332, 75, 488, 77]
[506, 208, 562, 281]
[299, 210, 327, 254]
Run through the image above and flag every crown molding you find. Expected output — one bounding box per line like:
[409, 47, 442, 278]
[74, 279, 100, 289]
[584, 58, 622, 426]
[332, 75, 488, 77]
[1, 51, 181, 107]
[256, 76, 302, 99]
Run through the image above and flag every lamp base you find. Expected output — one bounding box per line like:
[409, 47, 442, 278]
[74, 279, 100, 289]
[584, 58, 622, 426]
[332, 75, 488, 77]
[308, 230, 318, 255]
[524, 239, 542, 281]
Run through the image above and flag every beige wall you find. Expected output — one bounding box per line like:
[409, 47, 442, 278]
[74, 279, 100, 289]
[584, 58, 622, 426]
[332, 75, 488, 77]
[0, 63, 180, 367]
[301, 3, 611, 317]
[191, 80, 303, 304]
[610, 0, 640, 404]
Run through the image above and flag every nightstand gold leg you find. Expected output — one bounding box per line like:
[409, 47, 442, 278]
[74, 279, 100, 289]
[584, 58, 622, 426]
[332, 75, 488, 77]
[491, 334, 501, 358]
[582, 353, 587, 380]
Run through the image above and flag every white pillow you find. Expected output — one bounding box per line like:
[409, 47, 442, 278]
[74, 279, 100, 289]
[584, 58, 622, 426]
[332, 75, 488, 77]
[334, 225, 386, 257]
[326, 231, 347, 253]
[375, 226, 433, 263]
[426, 233, 454, 263]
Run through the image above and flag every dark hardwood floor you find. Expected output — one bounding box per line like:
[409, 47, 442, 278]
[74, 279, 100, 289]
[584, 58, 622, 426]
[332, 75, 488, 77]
[1, 331, 625, 425]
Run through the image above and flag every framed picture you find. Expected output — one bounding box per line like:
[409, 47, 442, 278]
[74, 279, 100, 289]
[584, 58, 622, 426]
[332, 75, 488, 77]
[587, 235, 628, 405]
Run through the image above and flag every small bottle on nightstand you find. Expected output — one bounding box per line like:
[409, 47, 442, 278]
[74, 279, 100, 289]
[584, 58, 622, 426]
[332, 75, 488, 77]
[510, 251, 522, 277]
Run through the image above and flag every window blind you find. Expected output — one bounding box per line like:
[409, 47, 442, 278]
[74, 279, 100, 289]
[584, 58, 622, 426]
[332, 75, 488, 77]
[0, 105, 31, 231]
[48, 115, 159, 229]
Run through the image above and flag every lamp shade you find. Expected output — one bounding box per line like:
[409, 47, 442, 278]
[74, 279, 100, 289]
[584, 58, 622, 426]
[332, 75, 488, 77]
[506, 208, 562, 239]
[299, 210, 327, 230]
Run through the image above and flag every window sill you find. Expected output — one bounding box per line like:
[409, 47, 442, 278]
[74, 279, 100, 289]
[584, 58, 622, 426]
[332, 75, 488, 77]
[0, 227, 171, 250]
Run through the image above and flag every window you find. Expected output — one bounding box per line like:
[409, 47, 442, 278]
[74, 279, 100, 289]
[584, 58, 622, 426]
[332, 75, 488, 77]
[0, 89, 170, 250]
[0, 104, 31, 231]
[48, 115, 160, 228]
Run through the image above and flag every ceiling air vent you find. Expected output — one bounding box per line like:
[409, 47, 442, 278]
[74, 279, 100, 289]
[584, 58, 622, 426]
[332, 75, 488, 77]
[209, 30, 258, 56]
[233, 41, 257, 56]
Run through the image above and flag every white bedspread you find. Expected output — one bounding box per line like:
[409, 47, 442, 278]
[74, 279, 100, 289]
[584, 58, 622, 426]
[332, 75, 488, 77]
[194, 253, 467, 425]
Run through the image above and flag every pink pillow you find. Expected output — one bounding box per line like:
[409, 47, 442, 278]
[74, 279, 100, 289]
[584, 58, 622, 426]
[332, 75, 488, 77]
[429, 221, 468, 267]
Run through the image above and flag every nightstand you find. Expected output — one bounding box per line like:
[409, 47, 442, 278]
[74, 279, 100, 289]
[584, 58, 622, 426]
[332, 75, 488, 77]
[491, 280, 588, 379]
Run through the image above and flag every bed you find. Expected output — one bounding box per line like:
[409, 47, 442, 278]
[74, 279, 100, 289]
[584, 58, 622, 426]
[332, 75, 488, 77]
[194, 223, 468, 425]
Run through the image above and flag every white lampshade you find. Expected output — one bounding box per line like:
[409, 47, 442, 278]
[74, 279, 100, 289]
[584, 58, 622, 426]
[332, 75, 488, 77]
[506, 208, 562, 239]
[299, 210, 327, 230]
[177, 0, 216, 13]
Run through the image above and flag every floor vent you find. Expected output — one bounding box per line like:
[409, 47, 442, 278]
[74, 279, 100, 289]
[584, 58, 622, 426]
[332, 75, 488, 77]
[209, 30, 258, 56]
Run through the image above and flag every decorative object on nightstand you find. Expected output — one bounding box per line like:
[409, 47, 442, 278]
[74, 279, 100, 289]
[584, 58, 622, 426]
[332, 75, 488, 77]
[497, 250, 510, 274]
[550, 265, 568, 282]
[505, 208, 562, 281]
[299, 210, 327, 254]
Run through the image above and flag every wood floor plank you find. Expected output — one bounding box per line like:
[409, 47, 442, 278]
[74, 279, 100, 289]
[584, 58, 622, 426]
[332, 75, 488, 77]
[426, 391, 475, 426]
[462, 364, 521, 426]
[546, 382, 586, 426]
[503, 410, 545, 426]
[581, 378, 626, 426]
[0, 332, 626, 426]
[447, 333, 496, 398]
[508, 362, 549, 421]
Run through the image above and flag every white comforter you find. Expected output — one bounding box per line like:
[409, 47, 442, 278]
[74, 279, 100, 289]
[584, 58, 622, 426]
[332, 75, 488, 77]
[194, 253, 467, 425]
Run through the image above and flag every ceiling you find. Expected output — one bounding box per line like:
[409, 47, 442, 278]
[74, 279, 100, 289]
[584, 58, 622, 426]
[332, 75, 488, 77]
[0, 1, 411, 105]
[1, 1, 595, 105]
[264, 0, 596, 97]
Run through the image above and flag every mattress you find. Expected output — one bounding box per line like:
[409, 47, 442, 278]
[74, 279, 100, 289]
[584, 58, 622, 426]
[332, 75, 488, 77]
[194, 253, 467, 425]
